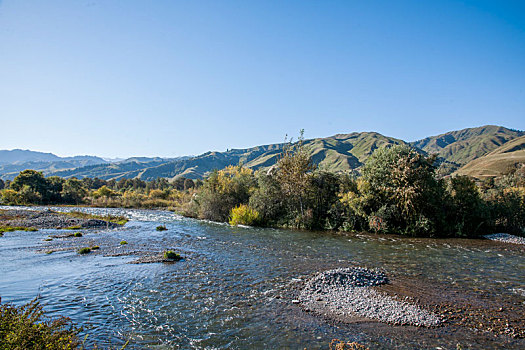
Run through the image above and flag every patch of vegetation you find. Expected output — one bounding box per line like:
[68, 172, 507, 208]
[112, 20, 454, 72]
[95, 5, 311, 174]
[329, 338, 369, 350]
[163, 250, 182, 260]
[229, 204, 260, 226]
[66, 225, 82, 230]
[73, 232, 82, 237]
[0, 298, 81, 348]
[77, 247, 91, 255]
[120, 241, 128, 245]
[156, 225, 167, 231]
[45, 250, 54, 254]
[0, 226, 38, 235]
[43, 238, 53, 241]
[65, 211, 128, 225]
[91, 246, 100, 250]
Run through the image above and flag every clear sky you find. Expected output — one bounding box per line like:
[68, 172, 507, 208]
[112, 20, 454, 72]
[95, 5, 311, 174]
[0, 0, 524, 158]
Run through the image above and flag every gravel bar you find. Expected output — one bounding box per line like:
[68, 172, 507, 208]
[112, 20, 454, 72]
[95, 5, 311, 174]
[298, 267, 442, 327]
[484, 233, 525, 245]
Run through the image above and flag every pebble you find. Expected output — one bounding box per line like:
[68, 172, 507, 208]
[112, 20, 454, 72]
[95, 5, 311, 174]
[298, 267, 442, 327]
[484, 233, 525, 245]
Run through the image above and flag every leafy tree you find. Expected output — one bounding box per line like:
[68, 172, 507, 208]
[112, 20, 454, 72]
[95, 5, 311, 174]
[447, 175, 485, 236]
[61, 178, 87, 204]
[45, 176, 65, 203]
[92, 185, 118, 199]
[10, 170, 48, 202]
[196, 166, 256, 221]
[361, 145, 445, 236]
[275, 130, 315, 222]
[0, 179, 4, 190]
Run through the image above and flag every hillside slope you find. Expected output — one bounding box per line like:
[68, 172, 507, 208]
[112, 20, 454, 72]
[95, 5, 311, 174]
[48, 132, 407, 180]
[412, 125, 524, 173]
[455, 135, 525, 179]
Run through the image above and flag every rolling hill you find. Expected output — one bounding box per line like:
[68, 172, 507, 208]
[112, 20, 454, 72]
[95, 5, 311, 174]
[47, 132, 408, 180]
[455, 135, 525, 179]
[2, 125, 524, 181]
[411, 125, 524, 173]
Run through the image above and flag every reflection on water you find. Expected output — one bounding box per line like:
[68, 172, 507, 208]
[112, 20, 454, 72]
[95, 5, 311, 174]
[0, 206, 523, 349]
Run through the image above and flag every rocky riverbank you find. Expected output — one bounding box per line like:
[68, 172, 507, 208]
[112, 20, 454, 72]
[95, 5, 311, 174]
[0, 208, 121, 230]
[298, 267, 442, 327]
[484, 233, 525, 245]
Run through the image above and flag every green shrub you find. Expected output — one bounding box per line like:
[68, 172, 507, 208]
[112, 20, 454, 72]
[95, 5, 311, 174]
[73, 232, 82, 237]
[229, 204, 260, 226]
[163, 250, 182, 260]
[0, 298, 81, 348]
[120, 241, 128, 245]
[91, 246, 100, 250]
[78, 247, 91, 255]
[156, 225, 167, 231]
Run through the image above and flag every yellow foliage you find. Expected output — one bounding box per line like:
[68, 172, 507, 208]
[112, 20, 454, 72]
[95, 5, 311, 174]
[229, 204, 260, 226]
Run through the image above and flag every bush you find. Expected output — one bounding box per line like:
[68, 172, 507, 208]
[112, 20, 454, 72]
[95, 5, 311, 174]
[229, 204, 260, 226]
[0, 298, 81, 349]
[73, 232, 82, 237]
[120, 241, 128, 245]
[163, 250, 182, 260]
[77, 247, 91, 255]
[156, 225, 167, 231]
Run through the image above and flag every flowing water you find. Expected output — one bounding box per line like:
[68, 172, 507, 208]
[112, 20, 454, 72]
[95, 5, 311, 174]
[0, 206, 524, 349]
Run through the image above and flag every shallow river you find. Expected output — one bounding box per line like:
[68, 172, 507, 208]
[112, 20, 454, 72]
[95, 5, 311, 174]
[0, 206, 523, 349]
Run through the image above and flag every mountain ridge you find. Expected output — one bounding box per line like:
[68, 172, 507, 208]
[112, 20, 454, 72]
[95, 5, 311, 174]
[1, 125, 523, 180]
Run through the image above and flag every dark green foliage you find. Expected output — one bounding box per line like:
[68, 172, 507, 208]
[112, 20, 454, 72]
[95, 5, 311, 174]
[446, 176, 486, 236]
[0, 179, 5, 190]
[73, 232, 82, 237]
[163, 250, 182, 260]
[0, 298, 81, 349]
[359, 145, 446, 236]
[156, 225, 167, 231]
[249, 173, 286, 226]
[120, 241, 128, 245]
[77, 247, 91, 254]
[61, 178, 87, 204]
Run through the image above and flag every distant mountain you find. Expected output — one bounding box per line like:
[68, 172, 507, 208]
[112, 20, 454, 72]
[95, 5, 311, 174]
[3, 125, 524, 181]
[455, 135, 525, 179]
[48, 132, 408, 180]
[411, 125, 524, 173]
[0, 150, 108, 180]
[0, 149, 61, 164]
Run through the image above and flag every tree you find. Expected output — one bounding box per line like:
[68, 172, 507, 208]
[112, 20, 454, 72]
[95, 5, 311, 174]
[61, 178, 87, 204]
[10, 170, 48, 202]
[447, 175, 485, 236]
[275, 130, 315, 220]
[361, 145, 445, 236]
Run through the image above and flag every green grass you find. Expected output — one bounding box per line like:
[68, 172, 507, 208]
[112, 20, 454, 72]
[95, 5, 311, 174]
[0, 226, 38, 235]
[64, 211, 128, 225]
[163, 250, 182, 260]
[120, 241, 128, 245]
[78, 247, 91, 255]
[66, 225, 82, 230]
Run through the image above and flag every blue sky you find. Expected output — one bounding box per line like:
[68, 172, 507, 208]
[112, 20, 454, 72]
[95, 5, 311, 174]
[0, 0, 524, 158]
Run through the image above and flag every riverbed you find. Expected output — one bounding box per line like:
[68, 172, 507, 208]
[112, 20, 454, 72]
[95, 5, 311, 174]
[0, 206, 523, 349]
